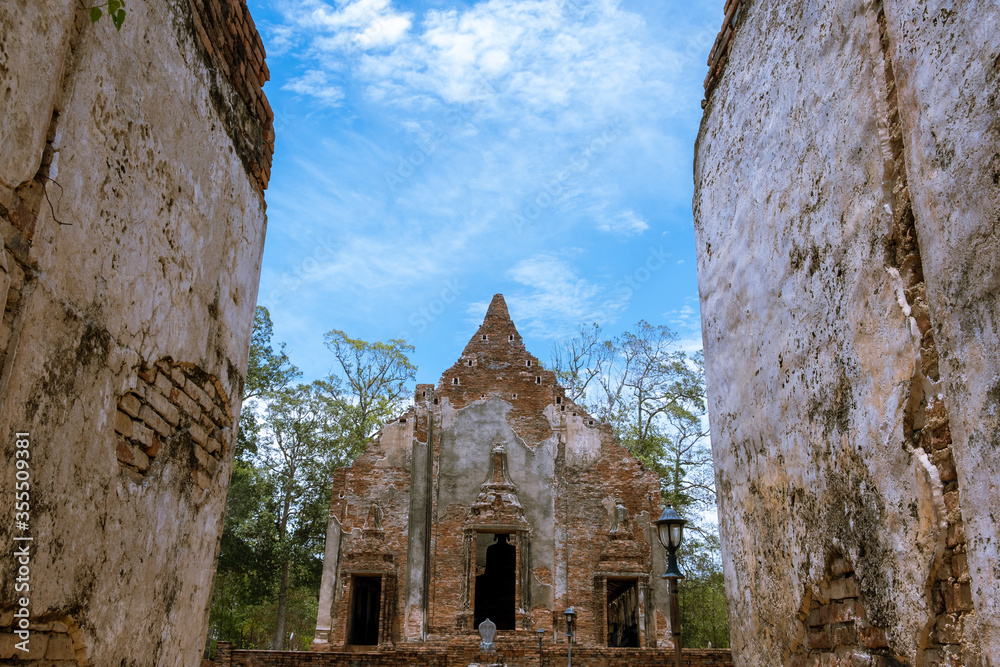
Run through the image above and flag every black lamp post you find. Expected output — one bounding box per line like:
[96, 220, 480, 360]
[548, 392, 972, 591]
[563, 606, 576, 667]
[653, 504, 686, 667]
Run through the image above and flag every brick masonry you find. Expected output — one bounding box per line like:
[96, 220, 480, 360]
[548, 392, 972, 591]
[114, 357, 232, 489]
[790, 554, 894, 666]
[0, 611, 93, 666]
[702, 0, 744, 104]
[187, 0, 275, 193]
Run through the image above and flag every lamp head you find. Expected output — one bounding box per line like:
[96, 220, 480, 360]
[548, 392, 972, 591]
[653, 504, 686, 551]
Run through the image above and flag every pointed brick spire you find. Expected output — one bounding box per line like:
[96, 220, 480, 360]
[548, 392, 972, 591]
[439, 294, 535, 391]
[434, 293, 588, 446]
[460, 293, 523, 355]
[483, 293, 510, 324]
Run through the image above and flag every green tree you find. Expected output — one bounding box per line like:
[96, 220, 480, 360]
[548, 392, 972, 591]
[245, 306, 300, 402]
[258, 382, 348, 649]
[207, 319, 418, 656]
[209, 307, 298, 654]
[323, 330, 417, 457]
[551, 322, 708, 510]
[236, 307, 300, 462]
[678, 532, 730, 648]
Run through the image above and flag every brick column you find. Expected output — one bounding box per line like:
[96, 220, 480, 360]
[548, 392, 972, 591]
[214, 641, 232, 666]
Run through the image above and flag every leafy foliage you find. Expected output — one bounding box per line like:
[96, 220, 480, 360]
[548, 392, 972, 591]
[245, 307, 300, 402]
[86, 0, 126, 30]
[323, 330, 417, 457]
[256, 381, 348, 649]
[551, 321, 711, 514]
[678, 534, 730, 648]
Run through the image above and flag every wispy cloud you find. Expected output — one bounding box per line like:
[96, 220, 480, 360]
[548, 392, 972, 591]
[464, 252, 629, 339]
[282, 69, 345, 105]
[597, 209, 649, 236]
[290, 0, 413, 49]
[255, 0, 719, 378]
[272, 0, 681, 127]
[665, 296, 704, 352]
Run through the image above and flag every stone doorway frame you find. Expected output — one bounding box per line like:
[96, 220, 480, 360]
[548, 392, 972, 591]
[339, 570, 397, 649]
[457, 525, 532, 632]
[593, 572, 653, 647]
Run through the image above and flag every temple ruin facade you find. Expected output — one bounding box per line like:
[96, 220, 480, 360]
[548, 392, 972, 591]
[311, 294, 675, 656]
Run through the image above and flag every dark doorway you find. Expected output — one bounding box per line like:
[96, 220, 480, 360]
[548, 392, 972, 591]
[474, 533, 516, 629]
[607, 578, 639, 647]
[348, 576, 381, 645]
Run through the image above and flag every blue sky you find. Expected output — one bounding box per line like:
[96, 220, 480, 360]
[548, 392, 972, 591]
[248, 0, 721, 383]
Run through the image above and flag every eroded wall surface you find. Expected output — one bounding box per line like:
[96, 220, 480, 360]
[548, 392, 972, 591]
[0, 0, 272, 664]
[694, 1, 999, 665]
[884, 2, 1000, 655]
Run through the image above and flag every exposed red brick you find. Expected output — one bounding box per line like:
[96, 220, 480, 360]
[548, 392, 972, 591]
[702, 0, 745, 103]
[114, 357, 230, 487]
[185, 0, 273, 194]
[216, 642, 733, 667]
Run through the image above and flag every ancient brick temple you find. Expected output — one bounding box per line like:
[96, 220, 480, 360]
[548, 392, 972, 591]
[312, 294, 674, 655]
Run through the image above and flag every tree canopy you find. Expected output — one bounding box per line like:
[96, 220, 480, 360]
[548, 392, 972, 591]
[551, 321, 712, 518]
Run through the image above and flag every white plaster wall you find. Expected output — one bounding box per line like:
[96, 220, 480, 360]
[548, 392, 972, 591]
[376, 417, 415, 469]
[553, 405, 603, 469]
[0, 0, 76, 189]
[0, 0, 267, 664]
[693, 0, 967, 663]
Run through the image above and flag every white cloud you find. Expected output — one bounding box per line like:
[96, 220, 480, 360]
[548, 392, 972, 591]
[597, 209, 649, 236]
[357, 13, 412, 47]
[664, 297, 704, 352]
[287, 0, 413, 51]
[666, 298, 698, 331]
[267, 25, 297, 56]
[274, 0, 679, 127]
[259, 0, 716, 347]
[372, 0, 648, 120]
[282, 69, 345, 105]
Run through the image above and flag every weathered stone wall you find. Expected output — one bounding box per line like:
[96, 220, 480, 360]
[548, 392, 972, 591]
[216, 640, 734, 667]
[313, 296, 671, 654]
[694, 0, 999, 665]
[0, 0, 271, 663]
[882, 2, 1000, 656]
